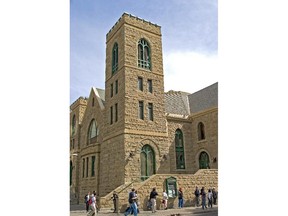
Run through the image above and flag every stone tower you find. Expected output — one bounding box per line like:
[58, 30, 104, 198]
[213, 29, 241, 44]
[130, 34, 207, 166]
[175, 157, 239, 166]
[99, 13, 169, 196]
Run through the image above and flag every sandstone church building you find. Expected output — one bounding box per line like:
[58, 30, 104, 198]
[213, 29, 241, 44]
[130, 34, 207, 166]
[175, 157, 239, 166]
[70, 13, 218, 211]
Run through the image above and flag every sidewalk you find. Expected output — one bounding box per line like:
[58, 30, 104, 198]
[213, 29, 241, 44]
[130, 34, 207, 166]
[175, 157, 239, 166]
[70, 204, 218, 216]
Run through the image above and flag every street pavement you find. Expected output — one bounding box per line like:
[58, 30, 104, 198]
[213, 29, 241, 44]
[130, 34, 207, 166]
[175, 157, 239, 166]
[70, 204, 218, 216]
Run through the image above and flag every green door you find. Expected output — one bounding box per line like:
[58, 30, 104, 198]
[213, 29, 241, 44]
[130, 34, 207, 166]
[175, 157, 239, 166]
[199, 152, 210, 169]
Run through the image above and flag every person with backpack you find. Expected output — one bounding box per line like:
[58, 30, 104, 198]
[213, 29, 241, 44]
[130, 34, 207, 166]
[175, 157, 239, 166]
[84, 191, 91, 213]
[87, 193, 97, 216]
[194, 186, 200, 207]
[124, 188, 138, 216]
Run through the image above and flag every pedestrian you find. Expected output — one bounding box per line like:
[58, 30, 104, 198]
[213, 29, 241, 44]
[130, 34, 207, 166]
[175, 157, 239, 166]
[207, 189, 213, 208]
[124, 188, 138, 216]
[212, 187, 218, 205]
[194, 186, 200, 207]
[201, 187, 207, 210]
[87, 193, 97, 216]
[92, 191, 100, 213]
[135, 190, 140, 213]
[111, 191, 118, 213]
[149, 187, 158, 213]
[84, 191, 90, 213]
[162, 190, 168, 210]
[178, 188, 184, 208]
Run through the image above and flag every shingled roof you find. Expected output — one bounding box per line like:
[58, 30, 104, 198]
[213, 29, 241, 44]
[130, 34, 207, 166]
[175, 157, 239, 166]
[188, 82, 218, 114]
[164, 90, 191, 115]
[164, 82, 218, 116]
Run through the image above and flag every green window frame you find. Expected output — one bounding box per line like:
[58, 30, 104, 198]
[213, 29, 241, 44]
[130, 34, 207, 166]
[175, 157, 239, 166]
[140, 145, 155, 181]
[147, 79, 153, 93]
[110, 83, 113, 97]
[138, 39, 151, 70]
[72, 114, 76, 135]
[112, 43, 118, 74]
[82, 158, 85, 178]
[138, 101, 144, 120]
[110, 106, 113, 124]
[91, 156, 95, 177]
[86, 157, 89, 177]
[115, 103, 118, 122]
[199, 152, 210, 169]
[175, 129, 185, 169]
[115, 80, 118, 94]
[148, 103, 153, 121]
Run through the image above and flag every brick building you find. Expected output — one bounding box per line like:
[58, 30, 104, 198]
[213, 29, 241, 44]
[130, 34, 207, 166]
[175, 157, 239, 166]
[70, 13, 218, 210]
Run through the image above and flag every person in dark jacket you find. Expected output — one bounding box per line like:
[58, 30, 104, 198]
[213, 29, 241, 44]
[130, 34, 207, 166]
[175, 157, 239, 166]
[178, 188, 184, 208]
[194, 186, 200, 207]
[111, 191, 118, 213]
[201, 187, 207, 210]
[149, 187, 158, 213]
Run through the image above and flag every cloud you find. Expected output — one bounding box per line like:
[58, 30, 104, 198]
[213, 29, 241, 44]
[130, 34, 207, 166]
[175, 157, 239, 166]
[163, 51, 218, 93]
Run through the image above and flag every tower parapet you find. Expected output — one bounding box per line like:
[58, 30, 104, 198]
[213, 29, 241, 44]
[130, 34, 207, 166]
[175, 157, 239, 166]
[106, 12, 161, 43]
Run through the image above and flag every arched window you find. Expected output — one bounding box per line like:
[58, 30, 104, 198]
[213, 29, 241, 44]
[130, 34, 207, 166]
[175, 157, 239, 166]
[175, 129, 185, 169]
[87, 119, 98, 144]
[140, 145, 155, 181]
[112, 43, 118, 74]
[199, 152, 210, 169]
[138, 39, 151, 70]
[198, 122, 205, 141]
[71, 115, 76, 136]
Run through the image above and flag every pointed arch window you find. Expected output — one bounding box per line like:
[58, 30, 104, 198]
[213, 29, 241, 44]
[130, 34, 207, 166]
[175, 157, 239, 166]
[175, 129, 185, 169]
[71, 114, 76, 136]
[140, 145, 155, 181]
[198, 122, 206, 141]
[199, 152, 210, 169]
[138, 39, 151, 70]
[88, 119, 98, 144]
[112, 43, 118, 74]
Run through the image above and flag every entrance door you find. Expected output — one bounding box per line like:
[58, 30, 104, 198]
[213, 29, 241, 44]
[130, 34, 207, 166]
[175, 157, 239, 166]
[199, 152, 210, 169]
[140, 145, 155, 181]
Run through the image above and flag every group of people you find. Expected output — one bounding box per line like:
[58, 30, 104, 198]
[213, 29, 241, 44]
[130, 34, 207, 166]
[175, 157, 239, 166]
[85, 186, 218, 215]
[194, 186, 218, 210]
[84, 191, 99, 216]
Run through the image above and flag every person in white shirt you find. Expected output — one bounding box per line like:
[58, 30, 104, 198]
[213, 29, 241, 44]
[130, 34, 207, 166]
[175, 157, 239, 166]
[162, 190, 168, 210]
[87, 194, 97, 216]
[207, 189, 213, 208]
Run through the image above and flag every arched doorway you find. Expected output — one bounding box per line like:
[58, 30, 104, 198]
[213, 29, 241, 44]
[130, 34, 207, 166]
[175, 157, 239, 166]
[140, 145, 155, 181]
[199, 152, 210, 169]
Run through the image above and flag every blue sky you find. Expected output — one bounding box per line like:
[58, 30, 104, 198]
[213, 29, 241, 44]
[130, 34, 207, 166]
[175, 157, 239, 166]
[70, 0, 218, 103]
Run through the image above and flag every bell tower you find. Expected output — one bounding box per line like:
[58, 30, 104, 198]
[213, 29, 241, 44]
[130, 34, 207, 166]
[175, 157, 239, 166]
[100, 13, 168, 195]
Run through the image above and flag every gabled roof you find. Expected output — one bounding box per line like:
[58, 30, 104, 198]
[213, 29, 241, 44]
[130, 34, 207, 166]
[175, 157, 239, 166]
[91, 87, 105, 110]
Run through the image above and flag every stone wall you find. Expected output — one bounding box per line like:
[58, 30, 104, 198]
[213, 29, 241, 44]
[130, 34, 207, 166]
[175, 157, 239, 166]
[99, 169, 218, 212]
